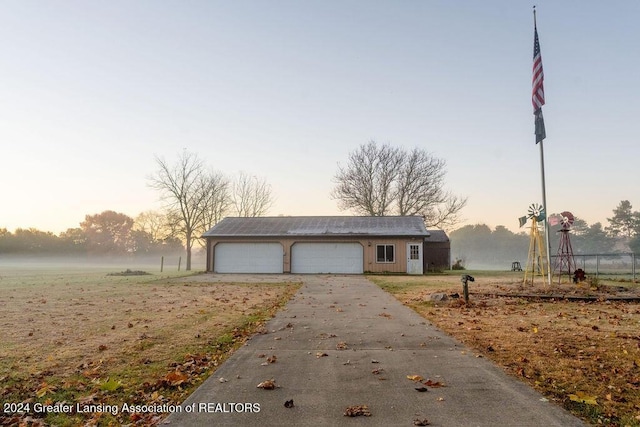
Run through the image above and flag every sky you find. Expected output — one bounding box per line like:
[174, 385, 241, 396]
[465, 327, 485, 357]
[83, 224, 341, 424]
[1, 1, 638, 235]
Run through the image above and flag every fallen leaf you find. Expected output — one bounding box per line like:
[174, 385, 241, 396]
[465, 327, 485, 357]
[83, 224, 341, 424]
[414, 419, 430, 426]
[36, 382, 56, 398]
[100, 378, 123, 392]
[423, 379, 445, 388]
[415, 387, 429, 392]
[316, 352, 328, 358]
[343, 405, 371, 417]
[336, 342, 348, 350]
[407, 375, 424, 382]
[165, 371, 189, 386]
[257, 379, 277, 390]
[569, 391, 597, 405]
[284, 399, 294, 408]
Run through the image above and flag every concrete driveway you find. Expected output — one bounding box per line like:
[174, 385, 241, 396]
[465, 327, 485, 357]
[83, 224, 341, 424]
[163, 274, 585, 426]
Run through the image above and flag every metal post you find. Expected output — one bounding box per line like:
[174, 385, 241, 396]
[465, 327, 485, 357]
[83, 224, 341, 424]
[160, 256, 164, 273]
[178, 256, 182, 271]
[632, 253, 636, 282]
[461, 275, 474, 304]
[596, 254, 599, 279]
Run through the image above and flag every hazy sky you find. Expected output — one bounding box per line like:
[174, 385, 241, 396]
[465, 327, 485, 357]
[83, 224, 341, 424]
[1, 1, 638, 234]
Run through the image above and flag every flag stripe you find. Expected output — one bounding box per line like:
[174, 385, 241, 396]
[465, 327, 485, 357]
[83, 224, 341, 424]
[532, 25, 545, 112]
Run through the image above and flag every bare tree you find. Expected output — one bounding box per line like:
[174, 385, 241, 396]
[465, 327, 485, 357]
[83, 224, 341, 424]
[198, 170, 231, 234]
[232, 172, 274, 217]
[134, 210, 174, 242]
[331, 141, 402, 216]
[332, 141, 467, 228]
[149, 151, 221, 270]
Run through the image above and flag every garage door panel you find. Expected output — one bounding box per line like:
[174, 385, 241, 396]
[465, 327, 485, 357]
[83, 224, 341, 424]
[291, 242, 363, 274]
[215, 243, 283, 273]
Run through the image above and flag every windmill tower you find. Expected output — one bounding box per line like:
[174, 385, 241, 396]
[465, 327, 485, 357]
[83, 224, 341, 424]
[552, 211, 577, 283]
[521, 203, 548, 285]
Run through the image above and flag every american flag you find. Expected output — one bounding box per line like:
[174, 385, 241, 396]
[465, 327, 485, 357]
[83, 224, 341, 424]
[532, 20, 546, 143]
[532, 24, 545, 111]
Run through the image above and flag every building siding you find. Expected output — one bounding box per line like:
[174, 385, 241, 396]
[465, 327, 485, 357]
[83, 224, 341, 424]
[206, 236, 424, 274]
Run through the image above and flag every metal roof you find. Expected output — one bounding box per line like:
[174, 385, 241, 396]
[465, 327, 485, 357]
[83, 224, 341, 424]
[202, 216, 430, 238]
[424, 229, 449, 243]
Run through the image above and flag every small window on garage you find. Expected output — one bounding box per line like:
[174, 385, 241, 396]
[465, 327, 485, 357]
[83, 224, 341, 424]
[376, 244, 395, 263]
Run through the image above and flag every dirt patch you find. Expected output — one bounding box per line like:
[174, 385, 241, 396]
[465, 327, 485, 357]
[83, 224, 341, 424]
[370, 273, 640, 426]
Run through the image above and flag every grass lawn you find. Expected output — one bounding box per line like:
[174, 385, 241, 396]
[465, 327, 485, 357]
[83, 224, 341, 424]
[0, 265, 300, 426]
[369, 271, 640, 427]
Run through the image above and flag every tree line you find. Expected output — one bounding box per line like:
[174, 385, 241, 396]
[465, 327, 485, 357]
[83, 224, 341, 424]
[0, 211, 183, 256]
[450, 200, 640, 269]
[1, 151, 275, 260]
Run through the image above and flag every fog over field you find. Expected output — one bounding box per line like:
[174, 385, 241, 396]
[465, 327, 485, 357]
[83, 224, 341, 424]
[0, 253, 206, 274]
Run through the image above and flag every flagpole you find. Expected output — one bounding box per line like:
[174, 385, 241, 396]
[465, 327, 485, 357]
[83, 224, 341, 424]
[539, 137, 552, 285]
[534, 6, 552, 285]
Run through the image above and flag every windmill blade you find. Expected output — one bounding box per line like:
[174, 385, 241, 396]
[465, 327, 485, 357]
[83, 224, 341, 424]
[560, 211, 575, 228]
[528, 203, 543, 219]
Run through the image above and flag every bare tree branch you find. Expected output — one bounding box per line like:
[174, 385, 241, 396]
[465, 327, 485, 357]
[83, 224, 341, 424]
[198, 170, 231, 238]
[148, 150, 223, 270]
[232, 172, 274, 217]
[332, 141, 467, 228]
[331, 141, 401, 216]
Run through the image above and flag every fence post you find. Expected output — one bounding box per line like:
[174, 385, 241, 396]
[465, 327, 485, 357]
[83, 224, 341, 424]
[633, 253, 636, 282]
[160, 256, 164, 273]
[595, 254, 599, 279]
[178, 256, 182, 271]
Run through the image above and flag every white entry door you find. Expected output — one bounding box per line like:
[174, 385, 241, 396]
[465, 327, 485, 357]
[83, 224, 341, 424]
[406, 242, 423, 275]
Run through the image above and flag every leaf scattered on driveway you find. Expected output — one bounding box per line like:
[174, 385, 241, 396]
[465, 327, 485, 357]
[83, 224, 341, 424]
[343, 405, 371, 417]
[256, 379, 277, 390]
[423, 379, 445, 388]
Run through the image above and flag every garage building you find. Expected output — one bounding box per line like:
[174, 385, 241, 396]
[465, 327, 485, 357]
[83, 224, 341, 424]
[202, 216, 433, 274]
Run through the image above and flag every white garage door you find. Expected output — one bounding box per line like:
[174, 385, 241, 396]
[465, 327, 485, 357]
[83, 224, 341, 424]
[291, 242, 363, 274]
[214, 243, 284, 273]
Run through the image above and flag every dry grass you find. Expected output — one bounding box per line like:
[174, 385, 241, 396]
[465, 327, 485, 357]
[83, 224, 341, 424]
[0, 267, 300, 426]
[370, 272, 640, 426]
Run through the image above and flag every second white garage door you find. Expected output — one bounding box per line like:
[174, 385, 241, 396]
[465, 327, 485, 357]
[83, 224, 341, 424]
[214, 243, 284, 273]
[291, 242, 363, 274]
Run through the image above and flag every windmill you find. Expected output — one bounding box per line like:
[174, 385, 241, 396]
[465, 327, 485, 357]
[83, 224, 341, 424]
[552, 211, 577, 283]
[520, 203, 548, 285]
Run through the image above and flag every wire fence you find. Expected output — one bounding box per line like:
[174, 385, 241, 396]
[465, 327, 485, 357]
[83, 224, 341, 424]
[550, 252, 637, 281]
